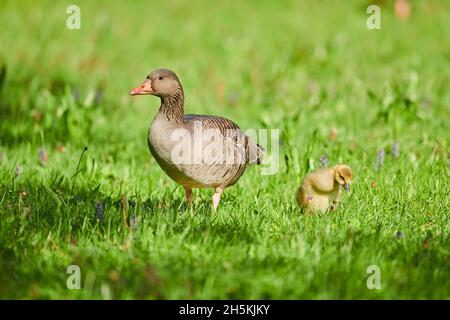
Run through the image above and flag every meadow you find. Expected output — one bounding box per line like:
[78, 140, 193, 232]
[0, 0, 449, 299]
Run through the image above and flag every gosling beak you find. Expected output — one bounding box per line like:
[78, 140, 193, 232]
[130, 79, 153, 96]
[344, 183, 350, 192]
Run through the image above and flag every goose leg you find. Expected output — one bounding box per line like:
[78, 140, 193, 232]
[212, 187, 223, 211]
[184, 187, 194, 217]
[184, 187, 193, 205]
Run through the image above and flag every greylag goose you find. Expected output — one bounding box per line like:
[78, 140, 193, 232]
[297, 164, 352, 213]
[130, 69, 263, 210]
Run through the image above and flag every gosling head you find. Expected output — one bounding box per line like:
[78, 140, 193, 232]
[130, 69, 182, 98]
[334, 164, 352, 192]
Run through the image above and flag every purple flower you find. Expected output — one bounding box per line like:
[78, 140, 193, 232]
[71, 86, 80, 102]
[227, 91, 239, 106]
[95, 89, 103, 105]
[375, 148, 385, 172]
[131, 214, 138, 239]
[131, 214, 138, 231]
[421, 98, 430, 109]
[39, 148, 48, 165]
[395, 231, 404, 239]
[320, 155, 328, 168]
[15, 165, 21, 178]
[95, 202, 104, 221]
[392, 142, 399, 159]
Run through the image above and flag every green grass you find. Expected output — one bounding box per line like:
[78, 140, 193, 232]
[0, 0, 449, 299]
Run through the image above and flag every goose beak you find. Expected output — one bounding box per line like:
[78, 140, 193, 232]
[344, 183, 350, 192]
[130, 79, 153, 95]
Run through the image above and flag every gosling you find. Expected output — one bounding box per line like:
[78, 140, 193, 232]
[297, 164, 352, 213]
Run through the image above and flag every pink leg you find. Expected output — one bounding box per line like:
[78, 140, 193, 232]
[212, 187, 223, 211]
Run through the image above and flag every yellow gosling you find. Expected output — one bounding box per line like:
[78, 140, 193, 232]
[297, 164, 352, 213]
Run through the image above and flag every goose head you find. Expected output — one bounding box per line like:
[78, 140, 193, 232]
[334, 164, 352, 192]
[130, 69, 182, 98]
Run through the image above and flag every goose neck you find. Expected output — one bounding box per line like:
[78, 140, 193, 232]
[159, 88, 184, 122]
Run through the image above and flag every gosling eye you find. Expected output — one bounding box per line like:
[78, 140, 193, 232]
[146, 75, 150, 80]
[158, 76, 164, 80]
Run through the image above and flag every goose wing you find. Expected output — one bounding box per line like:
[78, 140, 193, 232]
[183, 114, 263, 164]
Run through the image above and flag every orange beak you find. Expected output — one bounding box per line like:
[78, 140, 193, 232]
[130, 79, 153, 95]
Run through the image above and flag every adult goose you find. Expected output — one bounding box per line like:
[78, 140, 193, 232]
[130, 69, 263, 210]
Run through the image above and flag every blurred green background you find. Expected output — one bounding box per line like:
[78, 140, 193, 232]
[0, 0, 449, 299]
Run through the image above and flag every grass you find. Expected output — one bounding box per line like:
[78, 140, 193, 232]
[0, 0, 449, 299]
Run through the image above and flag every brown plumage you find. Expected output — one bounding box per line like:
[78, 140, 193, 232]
[130, 69, 263, 210]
